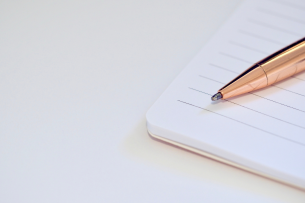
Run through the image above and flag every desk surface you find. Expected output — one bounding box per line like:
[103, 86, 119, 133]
[0, 0, 304, 202]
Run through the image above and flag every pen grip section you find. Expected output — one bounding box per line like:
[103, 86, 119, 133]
[220, 66, 267, 99]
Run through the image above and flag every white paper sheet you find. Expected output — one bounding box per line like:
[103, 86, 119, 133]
[146, 0, 305, 189]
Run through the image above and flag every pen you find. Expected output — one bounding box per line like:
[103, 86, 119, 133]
[211, 37, 305, 101]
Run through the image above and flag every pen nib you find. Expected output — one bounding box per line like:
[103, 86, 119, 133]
[211, 92, 223, 101]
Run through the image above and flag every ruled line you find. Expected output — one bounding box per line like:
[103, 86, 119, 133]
[268, 0, 305, 11]
[199, 74, 305, 114]
[209, 63, 239, 74]
[229, 41, 269, 55]
[257, 8, 305, 25]
[219, 52, 253, 64]
[248, 19, 303, 37]
[199, 75, 226, 85]
[273, 85, 305, 97]
[249, 92, 305, 113]
[177, 100, 305, 147]
[239, 30, 285, 46]
[272, 85, 305, 97]
[189, 87, 305, 130]
[292, 76, 305, 81]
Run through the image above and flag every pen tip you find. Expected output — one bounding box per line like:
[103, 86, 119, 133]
[211, 92, 223, 101]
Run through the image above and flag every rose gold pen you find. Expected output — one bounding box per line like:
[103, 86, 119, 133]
[211, 37, 305, 101]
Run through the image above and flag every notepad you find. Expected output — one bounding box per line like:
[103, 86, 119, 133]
[146, 0, 305, 189]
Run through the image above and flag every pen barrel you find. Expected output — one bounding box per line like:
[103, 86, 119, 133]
[260, 40, 305, 85]
[218, 37, 305, 100]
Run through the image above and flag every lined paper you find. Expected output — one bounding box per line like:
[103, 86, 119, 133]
[147, 0, 305, 189]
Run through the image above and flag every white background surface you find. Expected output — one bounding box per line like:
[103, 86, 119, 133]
[0, 0, 304, 202]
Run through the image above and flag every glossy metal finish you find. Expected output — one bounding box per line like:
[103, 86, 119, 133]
[219, 64, 268, 99]
[217, 37, 305, 100]
[261, 39, 305, 85]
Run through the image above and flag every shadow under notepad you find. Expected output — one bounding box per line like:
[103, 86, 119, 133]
[120, 118, 305, 202]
